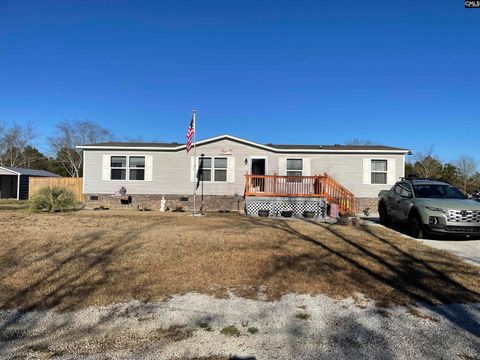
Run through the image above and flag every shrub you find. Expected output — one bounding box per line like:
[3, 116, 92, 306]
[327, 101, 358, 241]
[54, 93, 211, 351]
[220, 325, 240, 337]
[295, 313, 311, 320]
[247, 326, 258, 334]
[29, 186, 78, 213]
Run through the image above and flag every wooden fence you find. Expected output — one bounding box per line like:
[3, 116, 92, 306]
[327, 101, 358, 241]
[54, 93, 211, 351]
[29, 177, 83, 202]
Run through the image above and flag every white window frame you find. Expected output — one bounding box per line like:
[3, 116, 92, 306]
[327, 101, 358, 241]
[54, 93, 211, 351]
[128, 156, 146, 181]
[286, 158, 303, 177]
[199, 156, 228, 183]
[371, 159, 388, 185]
[110, 156, 127, 181]
[110, 155, 146, 181]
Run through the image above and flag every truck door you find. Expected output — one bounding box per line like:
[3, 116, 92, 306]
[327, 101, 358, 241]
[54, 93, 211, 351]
[395, 182, 413, 221]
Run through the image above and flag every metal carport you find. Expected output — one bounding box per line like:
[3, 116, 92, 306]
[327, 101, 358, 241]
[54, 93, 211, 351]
[0, 166, 59, 200]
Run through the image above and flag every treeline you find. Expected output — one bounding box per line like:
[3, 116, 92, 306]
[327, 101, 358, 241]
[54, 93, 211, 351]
[2, 122, 480, 195]
[405, 147, 479, 195]
[0, 121, 112, 177]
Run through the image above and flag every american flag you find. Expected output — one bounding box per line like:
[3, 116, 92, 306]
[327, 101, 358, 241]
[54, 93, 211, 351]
[186, 116, 195, 153]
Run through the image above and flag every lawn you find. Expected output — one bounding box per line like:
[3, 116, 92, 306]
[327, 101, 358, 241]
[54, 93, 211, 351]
[0, 206, 479, 312]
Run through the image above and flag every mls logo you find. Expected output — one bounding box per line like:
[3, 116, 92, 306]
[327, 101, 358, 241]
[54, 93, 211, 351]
[465, 1, 480, 8]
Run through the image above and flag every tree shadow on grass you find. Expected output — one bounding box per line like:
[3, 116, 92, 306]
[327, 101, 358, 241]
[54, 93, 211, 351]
[246, 217, 480, 336]
[0, 222, 163, 356]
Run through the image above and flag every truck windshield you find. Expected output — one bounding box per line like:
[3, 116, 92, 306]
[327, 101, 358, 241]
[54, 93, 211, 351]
[412, 184, 467, 199]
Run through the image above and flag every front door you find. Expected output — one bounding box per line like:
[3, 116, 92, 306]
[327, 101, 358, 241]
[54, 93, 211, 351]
[251, 158, 266, 192]
[251, 158, 266, 176]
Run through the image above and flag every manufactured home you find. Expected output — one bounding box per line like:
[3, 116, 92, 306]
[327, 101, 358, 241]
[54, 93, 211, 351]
[78, 135, 410, 215]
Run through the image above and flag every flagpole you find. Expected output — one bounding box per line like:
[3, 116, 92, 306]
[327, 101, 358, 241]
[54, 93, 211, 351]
[192, 109, 197, 215]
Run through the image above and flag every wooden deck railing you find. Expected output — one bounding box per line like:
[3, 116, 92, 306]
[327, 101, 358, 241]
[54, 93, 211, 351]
[244, 173, 355, 214]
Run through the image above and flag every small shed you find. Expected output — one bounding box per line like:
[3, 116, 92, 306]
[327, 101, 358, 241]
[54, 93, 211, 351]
[0, 166, 59, 200]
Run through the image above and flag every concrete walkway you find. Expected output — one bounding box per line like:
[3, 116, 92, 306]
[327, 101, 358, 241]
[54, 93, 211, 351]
[363, 217, 480, 267]
[416, 238, 480, 267]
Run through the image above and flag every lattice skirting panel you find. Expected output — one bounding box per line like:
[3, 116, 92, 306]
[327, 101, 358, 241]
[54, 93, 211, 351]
[245, 197, 327, 218]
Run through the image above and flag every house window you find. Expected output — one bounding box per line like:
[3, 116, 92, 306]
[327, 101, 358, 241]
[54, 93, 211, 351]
[214, 158, 227, 182]
[129, 156, 145, 180]
[199, 157, 212, 182]
[198, 157, 228, 182]
[110, 156, 146, 181]
[371, 160, 388, 184]
[286, 159, 303, 182]
[111, 156, 127, 180]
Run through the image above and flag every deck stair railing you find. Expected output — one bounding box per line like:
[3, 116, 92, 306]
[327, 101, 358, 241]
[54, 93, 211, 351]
[244, 173, 355, 214]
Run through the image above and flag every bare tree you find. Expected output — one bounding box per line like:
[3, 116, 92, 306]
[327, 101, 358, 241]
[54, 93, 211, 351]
[0, 123, 36, 167]
[49, 120, 112, 177]
[455, 154, 478, 194]
[345, 138, 382, 145]
[413, 146, 442, 178]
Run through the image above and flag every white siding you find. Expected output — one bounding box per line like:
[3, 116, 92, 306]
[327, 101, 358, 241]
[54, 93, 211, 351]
[102, 155, 110, 181]
[278, 158, 286, 175]
[83, 139, 406, 198]
[387, 159, 396, 185]
[303, 158, 311, 176]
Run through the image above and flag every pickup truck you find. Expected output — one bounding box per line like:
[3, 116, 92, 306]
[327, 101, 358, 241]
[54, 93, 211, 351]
[473, 192, 480, 202]
[378, 179, 480, 239]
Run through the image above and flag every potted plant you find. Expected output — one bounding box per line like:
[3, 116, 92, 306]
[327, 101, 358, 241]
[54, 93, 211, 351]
[281, 205, 293, 218]
[258, 209, 270, 217]
[303, 210, 316, 219]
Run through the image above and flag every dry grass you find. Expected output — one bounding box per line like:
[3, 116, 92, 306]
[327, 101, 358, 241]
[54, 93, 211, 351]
[0, 199, 29, 211]
[407, 307, 440, 322]
[0, 207, 479, 312]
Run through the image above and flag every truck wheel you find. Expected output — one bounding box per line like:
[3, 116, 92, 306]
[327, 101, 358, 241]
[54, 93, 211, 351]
[409, 212, 425, 239]
[379, 203, 390, 225]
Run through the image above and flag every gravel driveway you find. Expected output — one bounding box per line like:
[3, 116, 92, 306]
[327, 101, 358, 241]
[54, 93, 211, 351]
[1, 293, 479, 360]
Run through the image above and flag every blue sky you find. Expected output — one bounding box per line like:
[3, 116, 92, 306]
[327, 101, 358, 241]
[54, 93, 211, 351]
[0, 0, 479, 165]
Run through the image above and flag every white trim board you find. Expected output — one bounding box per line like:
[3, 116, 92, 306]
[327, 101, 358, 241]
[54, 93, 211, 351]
[0, 166, 21, 175]
[16, 174, 20, 200]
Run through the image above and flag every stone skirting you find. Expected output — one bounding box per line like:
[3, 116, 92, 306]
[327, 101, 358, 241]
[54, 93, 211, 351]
[355, 197, 380, 216]
[83, 193, 378, 216]
[84, 194, 245, 212]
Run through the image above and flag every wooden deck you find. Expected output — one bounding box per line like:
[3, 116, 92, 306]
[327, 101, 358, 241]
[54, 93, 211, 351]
[245, 173, 355, 214]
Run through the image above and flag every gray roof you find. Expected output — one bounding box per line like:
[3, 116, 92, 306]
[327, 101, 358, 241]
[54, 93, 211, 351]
[267, 144, 408, 151]
[80, 139, 408, 152]
[0, 166, 59, 177]
[81, 141, 181, 148]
